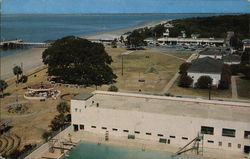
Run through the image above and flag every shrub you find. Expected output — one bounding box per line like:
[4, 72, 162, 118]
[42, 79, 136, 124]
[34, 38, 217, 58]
[20, 75, 28, 83]
[218, 80, 230, 89]
[196, 76, 212, 89]
[230, 64, 240, 75]
[108, 85, 118, 92]
[178, 75, 193, 88]
[179, 62, 191, 75]
[164, 93, 174, 97]
[42, 131, 52, 141]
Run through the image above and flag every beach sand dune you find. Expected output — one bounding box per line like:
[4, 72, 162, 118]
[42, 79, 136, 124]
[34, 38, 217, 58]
[0, 48, 46, 80]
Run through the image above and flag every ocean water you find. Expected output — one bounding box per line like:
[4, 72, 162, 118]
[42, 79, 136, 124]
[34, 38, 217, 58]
[0, 13, 223, 57]
[62, 142, 199, 159]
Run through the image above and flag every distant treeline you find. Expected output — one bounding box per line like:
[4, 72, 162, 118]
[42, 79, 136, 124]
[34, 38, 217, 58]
[129, 14, 249, 40]
[169, 14, 249, 39]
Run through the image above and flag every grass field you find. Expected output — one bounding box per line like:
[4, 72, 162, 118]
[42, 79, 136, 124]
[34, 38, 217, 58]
[105, 47, 191, 92]
[168, 76, 232, 99]
[236, 77, 250, 99]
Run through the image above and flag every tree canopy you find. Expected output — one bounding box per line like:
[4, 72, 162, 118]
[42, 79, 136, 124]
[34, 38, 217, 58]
[0, 80, 8, 96]
[13, 66, 22, 83]
[126, 31, 146, 49]
[42, 36, 117, 86]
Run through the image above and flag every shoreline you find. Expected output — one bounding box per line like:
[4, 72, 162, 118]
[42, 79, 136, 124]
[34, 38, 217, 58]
[83, 19, 170, 39]
[0, 48, 46, 80]
[1, 19, 169, 81]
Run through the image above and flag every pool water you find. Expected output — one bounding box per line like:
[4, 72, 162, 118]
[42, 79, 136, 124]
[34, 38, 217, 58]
[62, 142, 199, 159]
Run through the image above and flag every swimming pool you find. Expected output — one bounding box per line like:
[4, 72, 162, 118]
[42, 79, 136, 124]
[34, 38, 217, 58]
[62, 142, 199, 159]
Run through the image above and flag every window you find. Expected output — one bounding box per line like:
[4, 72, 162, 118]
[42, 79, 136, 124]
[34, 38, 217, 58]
[238, 144, 241, 149]
[228, 143, 232, 147]
[123, 130, 129, 133]
[135, 131, 140, 134]
[218, 141, 222, 146]
[207, 140, 214, 143]
[170, 136, 175, 138]
[75, 108, 78, 112]
[244, 131, 250, 139]
[182, 137, 188, 140]
[101, 127, 107, 130]
[80, 125, 84, 130]
[73, 124, 78, 131]
[201, 126, 214, 135]
[159, 138, 167, 143]
[146, 133, 151, 135]
[222, 128, 236, 137]
[128, 135, 135, 139]
[112, 128, 118, 131]
[91, 126, 96, 128]
[79, 109, 81, 112]
[157, 134, 164, 137]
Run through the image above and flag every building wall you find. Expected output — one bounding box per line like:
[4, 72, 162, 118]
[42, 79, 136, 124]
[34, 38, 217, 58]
[199, 55, 222, 59]
[187, 72, 221, 87]
[71, 99, 250, 153]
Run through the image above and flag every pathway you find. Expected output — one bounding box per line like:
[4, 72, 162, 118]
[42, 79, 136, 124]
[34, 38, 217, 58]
[231, 76, 238, 100]
[161, 53, 197, 94]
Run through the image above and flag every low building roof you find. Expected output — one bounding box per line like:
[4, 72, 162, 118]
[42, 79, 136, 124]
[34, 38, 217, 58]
[223, 54, 241, 63]
[199, 49, 225, 56]
[242, 39, 250, 43]
[89, 91, 250, 123]
[188, 57, 223, 73]
[73, 93, 93, 100]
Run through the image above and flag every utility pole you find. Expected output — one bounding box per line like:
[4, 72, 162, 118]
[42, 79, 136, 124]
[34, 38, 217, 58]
[121, 55, 124, 76]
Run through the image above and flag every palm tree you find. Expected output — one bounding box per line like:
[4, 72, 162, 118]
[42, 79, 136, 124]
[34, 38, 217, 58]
[13, 66, 23, 83]
[0, 80, 8, 97]
[57, 102, 70, 114]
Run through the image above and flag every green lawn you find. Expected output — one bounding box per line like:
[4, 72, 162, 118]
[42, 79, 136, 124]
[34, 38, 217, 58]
[236, 78, 250, 99]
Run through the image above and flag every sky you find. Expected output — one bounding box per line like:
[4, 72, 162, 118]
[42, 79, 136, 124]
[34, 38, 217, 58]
[1, 0, 250, 14]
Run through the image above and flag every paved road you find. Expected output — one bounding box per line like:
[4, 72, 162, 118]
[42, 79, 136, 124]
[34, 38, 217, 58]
[231, 76, 238, 100]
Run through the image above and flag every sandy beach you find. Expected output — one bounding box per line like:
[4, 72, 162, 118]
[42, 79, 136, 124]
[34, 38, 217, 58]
[83, 19, 170, 40]
[0, 48, 46, 80]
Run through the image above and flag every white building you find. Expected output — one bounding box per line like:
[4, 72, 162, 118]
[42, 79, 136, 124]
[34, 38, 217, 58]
[223, 54, 241, 65]
[187, 57, 223, 88]
[242, 39, 250, 51]
[198, 49, 225, 59]
[157, 37, 224, 46]
[71, 91, 250, 155]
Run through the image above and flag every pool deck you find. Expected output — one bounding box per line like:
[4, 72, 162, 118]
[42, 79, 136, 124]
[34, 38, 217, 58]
[38, 130, 248, 159]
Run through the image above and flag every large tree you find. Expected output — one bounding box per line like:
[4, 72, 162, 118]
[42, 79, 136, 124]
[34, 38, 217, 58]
[13, 66, 22, 83]
[42, 36, 117, 86]
[0, 80, 8, 97]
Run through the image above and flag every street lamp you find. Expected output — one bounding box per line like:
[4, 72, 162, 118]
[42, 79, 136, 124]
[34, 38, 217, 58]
[208, 83, 211, 100]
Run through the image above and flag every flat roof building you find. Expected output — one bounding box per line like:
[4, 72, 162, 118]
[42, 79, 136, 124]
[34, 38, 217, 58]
[71, 91, 250, 157]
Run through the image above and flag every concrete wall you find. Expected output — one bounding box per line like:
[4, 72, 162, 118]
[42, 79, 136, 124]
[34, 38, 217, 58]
[187, 72, 221, 87]
[71, 99, 250, 153]
[25, 126, 73, 159]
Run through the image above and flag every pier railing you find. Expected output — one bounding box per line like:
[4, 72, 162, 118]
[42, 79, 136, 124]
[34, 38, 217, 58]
[0, 39, 51, 48]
